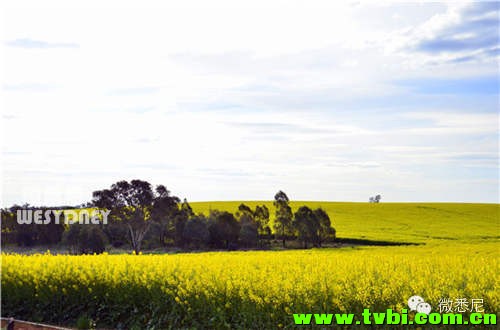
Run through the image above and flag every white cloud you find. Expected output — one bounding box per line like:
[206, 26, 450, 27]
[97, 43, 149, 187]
[388, 2, 499, 65]
[1, 0, 498, 205]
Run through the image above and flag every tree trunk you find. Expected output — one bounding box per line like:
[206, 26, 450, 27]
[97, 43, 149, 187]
[128, 225, 137, 253]
[128, 223, 149, 255]
[282, 226, 286, 248]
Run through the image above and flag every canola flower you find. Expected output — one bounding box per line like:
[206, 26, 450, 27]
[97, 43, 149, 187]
[1, 244, 498, 329]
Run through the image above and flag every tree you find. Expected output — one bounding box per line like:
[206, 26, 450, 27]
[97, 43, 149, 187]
[62, 223, 81, 254]
[237, 206, 259, 247]
[1, 205, 65, 247]
[1, 209, 14, 247]
[208, 210, 240, 249]
[293, 206, 319, 248]
[173, 199, 194, 247]
[62, 225, 107, 254]
[239, 222, 259, 247]
[102, 219, 128, 247]
[83, 226, 107, 254]
[254, 205, 271, 236]
[182, 215, 209, 249]
[150, 185, 181, 246]
[0, 207, 28, 246]
[180, 198, 194, 218]
[36, 208, 65, 245]
[313, 208, 336, 247]
[92, 180, 163, 254]
[237, 203, 253, 216]
[273, 191, 293, 248]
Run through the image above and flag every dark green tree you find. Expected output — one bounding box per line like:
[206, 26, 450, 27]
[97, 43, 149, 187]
[254, 205, 271, 236]
[239, 222, 259, 247]
[237, 203, 253, 217]
[172, 199, 195, 247]
[293, 206, 319, 248]
[62, 225, 107, 254]
[273, 191, 293, 248]
[1, 205, 65, 247]
[150, 185, 181, 246]
[0, 207, 29, 246]
[82, 226, 107, 254]
[208, 210, 240, 249]
[180, 198, 194, 218]
[92, 180, 174, 254]
[37, 208, 65, 245]
[314, 208, 336, 246]
[182, 215, 209, 248]
[237, 206, 259, 247]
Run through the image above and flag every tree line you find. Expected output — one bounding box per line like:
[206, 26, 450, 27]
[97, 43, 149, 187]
[1, 180, 336, 254]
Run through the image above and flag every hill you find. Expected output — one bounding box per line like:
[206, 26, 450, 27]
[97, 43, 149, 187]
[189, 201, 499, 245]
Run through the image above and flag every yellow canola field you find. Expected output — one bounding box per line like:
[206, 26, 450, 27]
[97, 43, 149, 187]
[2, 243, 498, 329]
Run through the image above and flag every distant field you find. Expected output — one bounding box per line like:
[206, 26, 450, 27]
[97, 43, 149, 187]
[190, 201, 500, 244]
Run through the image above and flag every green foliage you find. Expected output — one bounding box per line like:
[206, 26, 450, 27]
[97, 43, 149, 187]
[254, 204, 271, 236]
[76, 315, 95, 329]
[62, 225, 107, 254]
[1, 206, 65, 247]
[182, 216, 210, 248]
[293, 206, 319, 248]
[314, 208, 335, 246]
[273, 191, 294, 247]
[208, 211, 240, 249]
[239, 222, 259, 247]
[92, 180, 182, 254]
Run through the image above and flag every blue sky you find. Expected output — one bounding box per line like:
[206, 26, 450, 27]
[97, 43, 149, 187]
[1, 0, 499, 206]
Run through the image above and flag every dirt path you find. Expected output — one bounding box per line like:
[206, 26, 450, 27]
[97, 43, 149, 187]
[1, 318, 72, 330]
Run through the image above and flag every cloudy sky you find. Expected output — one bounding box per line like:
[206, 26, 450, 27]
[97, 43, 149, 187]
[1, 0, 499, 206]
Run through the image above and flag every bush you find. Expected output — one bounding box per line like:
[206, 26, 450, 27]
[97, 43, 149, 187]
[62, 225, 107, 254]
[76, 315, 95, 329]
[182, 216, 209, 248]
[239, 223, 259, 247]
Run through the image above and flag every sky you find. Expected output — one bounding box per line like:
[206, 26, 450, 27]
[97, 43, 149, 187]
[1, 0, 499, 206]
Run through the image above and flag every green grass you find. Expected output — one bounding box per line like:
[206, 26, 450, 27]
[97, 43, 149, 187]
[190, 201, 500, 245]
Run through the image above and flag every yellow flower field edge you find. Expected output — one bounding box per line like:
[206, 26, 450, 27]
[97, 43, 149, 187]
[2, 244, 498, 329]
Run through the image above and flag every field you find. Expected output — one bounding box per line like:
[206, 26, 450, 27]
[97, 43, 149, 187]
[2, 202, 499, 329]
[190, 202, 500, 244]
